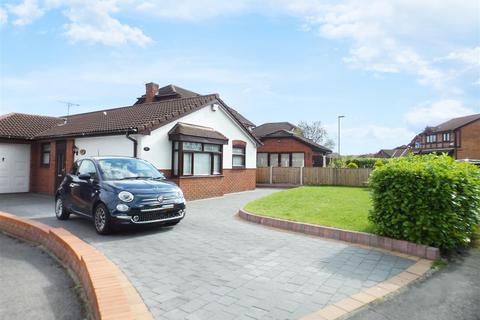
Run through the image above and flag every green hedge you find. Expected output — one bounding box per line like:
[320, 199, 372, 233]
[369, 154, 480, 250]
[330, 157, 385, 169]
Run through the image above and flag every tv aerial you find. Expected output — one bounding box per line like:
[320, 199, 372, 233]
[57, 100, 80, 116]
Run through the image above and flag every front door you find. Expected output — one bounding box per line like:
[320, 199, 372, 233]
[55, 141, 67, 190]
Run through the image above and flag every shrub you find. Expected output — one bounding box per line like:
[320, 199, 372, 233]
[330, 157, 384, 169]
[368, 154, 480, 250]
[346, 162, 359, 169]
[374, 159, 386, 169]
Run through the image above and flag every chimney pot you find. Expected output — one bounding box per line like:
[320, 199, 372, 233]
[145, 82, 159, 103]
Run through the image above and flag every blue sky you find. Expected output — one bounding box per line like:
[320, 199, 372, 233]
[0, 0, 479, 154]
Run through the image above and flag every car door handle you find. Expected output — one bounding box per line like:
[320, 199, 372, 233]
[69, 183, 79, 188]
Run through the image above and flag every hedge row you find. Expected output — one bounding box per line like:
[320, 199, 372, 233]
[369, 154, 480, 250]
[330, 157, 387, 169]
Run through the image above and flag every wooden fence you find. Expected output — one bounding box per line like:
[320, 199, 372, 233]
[257, 167, 372, 187]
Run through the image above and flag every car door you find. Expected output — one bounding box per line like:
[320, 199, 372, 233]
[63, 160, 81, 212]
[75, 159, 100, 215]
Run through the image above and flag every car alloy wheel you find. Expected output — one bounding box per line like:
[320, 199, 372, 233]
[55, 198, 63, 218]
[94, 206, 106, 232]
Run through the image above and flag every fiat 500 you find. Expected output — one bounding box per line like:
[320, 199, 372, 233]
[55, 156, 186, 234]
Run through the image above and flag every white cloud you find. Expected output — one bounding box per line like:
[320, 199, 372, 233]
[134, 0, 251, 20]
[440, 47, 480, 67]
[63, 2, 152, 47]
[404, 100, 475, 126]
[0, 8, 8, 25]
[7, 0, 43, 26]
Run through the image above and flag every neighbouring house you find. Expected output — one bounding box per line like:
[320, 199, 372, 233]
[252, 122, 332, 168]
[0, 83, 260, 200]
[374, 145, 410, 158]
[409, 113, 480, 160]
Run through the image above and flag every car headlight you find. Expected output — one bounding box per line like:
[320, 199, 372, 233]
[176, 189, 184, 199]
[118, 191, 134, 202]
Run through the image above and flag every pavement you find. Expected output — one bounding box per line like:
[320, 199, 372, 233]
[0, 231, 85, 320]
[0, 190, 416, 320]
[346, 248, 480, 320]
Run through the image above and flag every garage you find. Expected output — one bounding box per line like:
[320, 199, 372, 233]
[0, 143, 30, 194]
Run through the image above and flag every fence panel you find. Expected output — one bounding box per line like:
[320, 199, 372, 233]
[272, 167, 301, 184]
[257, 167, 372, 187]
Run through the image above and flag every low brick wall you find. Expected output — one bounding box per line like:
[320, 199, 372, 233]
[238, 209, 440, 260]
[0, 211, 152, 320]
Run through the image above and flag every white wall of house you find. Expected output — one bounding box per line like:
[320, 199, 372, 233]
[138, 104, 257, 169]
[72, 103, 257, 170]
[74, 135, 136, 160]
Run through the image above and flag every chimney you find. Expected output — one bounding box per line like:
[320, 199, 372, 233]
[145, 82, 159, 103]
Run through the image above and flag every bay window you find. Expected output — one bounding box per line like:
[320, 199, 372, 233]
[172, 141, 223, 176]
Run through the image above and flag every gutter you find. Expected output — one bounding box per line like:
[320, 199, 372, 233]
[126, 129, 138, 157]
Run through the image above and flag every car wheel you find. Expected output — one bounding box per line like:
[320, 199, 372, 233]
[93, 204, 111, 235]
[55, 197, 70, 220]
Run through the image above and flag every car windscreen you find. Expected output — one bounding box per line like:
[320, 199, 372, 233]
[97, 159, 165, 181]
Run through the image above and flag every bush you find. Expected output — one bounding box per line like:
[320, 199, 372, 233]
[330, 157, 384, 169]
[368, 154, 480, 250]
[346, 162, 359, 169]
[374, 159, 386, 169]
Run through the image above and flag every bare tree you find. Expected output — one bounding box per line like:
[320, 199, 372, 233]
[296, 121, 335, 149]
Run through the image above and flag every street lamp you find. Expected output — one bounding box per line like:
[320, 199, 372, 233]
[338, 115, 345, 155]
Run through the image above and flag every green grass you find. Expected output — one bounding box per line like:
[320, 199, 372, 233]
[244, 186, 375, 233]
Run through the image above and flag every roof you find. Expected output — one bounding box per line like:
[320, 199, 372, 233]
[36, 94, 218, 139]
[252, 122, 297, 138]
[224, 106, 255, 128]
[262, 129, 332, 153]
[0, 113, 64, 139]
[135, 84, 200, 104]
[168, 123, 228, 143]
[430, 113, 480, 132]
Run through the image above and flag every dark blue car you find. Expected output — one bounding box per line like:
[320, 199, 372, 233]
[55, 156, 186, 234]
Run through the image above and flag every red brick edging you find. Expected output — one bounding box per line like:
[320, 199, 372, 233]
[0, 211, 152, 320]
[238, 209, 440, 260]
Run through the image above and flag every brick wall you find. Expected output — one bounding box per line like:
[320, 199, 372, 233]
[170, 169, 256, 201]
[258, 137, 322, 167]
[456, 120, 480, 159]
[223, 169, 256, 194]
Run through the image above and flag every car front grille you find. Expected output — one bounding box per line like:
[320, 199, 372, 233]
[134, 210, 183, 223]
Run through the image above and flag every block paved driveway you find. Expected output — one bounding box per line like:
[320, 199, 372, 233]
[0, 190, 415, 320]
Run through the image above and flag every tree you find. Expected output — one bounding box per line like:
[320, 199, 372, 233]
[296, 121, 335, 149]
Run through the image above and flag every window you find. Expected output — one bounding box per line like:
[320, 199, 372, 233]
[443, 132, 450, 142]
[78, 160, 97, 178]
[232, 146, 246, 168]
[426, 134, 437, 143]
[41, 143, 51, 165]
[257, 153, 268, 167]
[415, 142, 421, 149]
[172, 141, 223, 176]
[269, 153, 279, 167]
[280, 153, 290, 167]
[292, 153, 305, 167]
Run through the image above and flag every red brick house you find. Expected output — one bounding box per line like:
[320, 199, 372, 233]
[252, 122, 332, 167]
[409, 113, 480, 160]
[0, 83, 260, 200]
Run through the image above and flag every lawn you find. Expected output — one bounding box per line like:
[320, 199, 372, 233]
[244, 186, 375, 233]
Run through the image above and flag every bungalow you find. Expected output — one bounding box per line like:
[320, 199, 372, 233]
[374, 145, 410, 158]
[252, 122, 332, 167]
[0, 83, 260, 200]
[409, 113, 480, 160]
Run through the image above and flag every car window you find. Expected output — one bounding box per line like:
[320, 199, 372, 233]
[78, 160, 97, 178]
[97, 158, 165, 180]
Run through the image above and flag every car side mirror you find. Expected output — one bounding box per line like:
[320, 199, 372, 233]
[78, 173, 91, 181]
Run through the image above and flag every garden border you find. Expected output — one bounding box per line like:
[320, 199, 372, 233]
[238, 209, 440, 260]
[0, 211, 152, 320]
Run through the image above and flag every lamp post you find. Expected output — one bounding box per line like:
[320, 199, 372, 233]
[337, 115, 345, 155]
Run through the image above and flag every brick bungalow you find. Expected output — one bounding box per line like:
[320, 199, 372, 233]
[409, 113, 480, 160]
[252, 122, 332, 167]
[0, 83, 260, 200]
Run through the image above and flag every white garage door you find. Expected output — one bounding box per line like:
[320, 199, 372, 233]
[0, 143, 31, 193]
